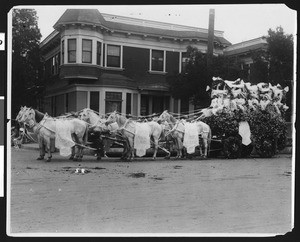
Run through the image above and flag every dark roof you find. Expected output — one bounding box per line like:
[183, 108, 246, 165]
[53, 9, 107, 28]
[54, 9, 231, 46]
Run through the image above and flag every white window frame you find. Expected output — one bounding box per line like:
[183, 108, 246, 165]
[105, 44, 123, 69]
[149, 49, 166, 73]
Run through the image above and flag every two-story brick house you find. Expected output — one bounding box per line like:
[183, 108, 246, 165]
[40, 9, 231, 116]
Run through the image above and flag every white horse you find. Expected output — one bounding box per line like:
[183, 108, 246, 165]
[19, 108, 89, 162]
[77, 108, 131, 160]
[105, 111, 164, 160]
[159, 110, 211, 158]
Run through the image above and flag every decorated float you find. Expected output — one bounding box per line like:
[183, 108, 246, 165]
[200, 77, 289, 158]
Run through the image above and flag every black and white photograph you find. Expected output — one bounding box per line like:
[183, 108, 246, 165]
[6, 4, 296, 236]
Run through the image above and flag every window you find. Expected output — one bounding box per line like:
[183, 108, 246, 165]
[61, 40, 64, 64]
[151, 50, 164, 71]
[97, 41, 101, 65]
[107, 45, 121, 68]
[82, 39, 92, 63]
[68, 39, 76, 63]
[51, 54, 59, 75]
[90, 91, 99, 112]
[181, 52, 189, 73]
[126, 93, 131, 115]
[105, 92, 122, 113]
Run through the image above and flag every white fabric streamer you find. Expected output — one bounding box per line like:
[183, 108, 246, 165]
[239, 121, 252, 146]
[183, 122, 199, 154]
[54, 120, 75, 156]
[134, 123, 151, 157]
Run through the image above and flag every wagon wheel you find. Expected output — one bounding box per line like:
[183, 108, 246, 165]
[254, 138, 276, 158]
[222, 135, 242, 159]
[276, 132, 287, 151]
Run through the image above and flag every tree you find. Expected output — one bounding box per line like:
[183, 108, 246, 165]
[12, 9, 42, 118]
[167, 46, 243, 108]
[249, 50, 269, 84]
[266, 26, 294, 85]
[167, 46, 210, 108]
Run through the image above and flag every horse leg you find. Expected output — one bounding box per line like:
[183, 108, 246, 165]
[121, 137, 129, 160]
[75, 135, 85, 162]
[199, 137, 203, 157]
[177, 137, 183, 158]
[128, 137, 134, 161]
[173, 138, 179, 158]
[152, 137, 159, 160]
[72, 134, 81, 161]
[203, 140, 208, 158]
[45, 137, 52, 162]
[37, 136, 45, 160]
[69, 134, 76, 160]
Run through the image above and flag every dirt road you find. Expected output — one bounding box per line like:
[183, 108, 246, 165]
[8, 148, 292, 235]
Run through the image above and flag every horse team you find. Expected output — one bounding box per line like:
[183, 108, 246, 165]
[15, 106, 212, 162]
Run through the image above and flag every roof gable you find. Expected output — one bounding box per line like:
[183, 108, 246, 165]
[53, 9, 107, 28]
[53, 9, 231, 46]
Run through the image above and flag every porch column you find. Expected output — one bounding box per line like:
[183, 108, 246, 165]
[169, 97, 174, 112]
[99, 89, 105, 114]
[87, 91, 90, 109]
[137, 93, 141, 117]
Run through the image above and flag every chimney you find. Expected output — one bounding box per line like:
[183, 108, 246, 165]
[207, 9, 215, 76]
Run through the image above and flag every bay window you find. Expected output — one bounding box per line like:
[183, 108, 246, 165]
[105, 92, 122, 113]
[68, 39, 76, 63]
[82, 39, 92, 63]
[97, 41, 102, 65]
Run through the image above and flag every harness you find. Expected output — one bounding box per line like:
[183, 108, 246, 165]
[26, 113, 97, 151]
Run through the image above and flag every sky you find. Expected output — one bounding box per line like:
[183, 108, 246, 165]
[27, 4, 296, 44]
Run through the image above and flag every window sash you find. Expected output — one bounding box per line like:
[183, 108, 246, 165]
[106, 92, 122, 101]
[82, 39, 92, 63]
[61, 40, 64, 64]
[90, 91, 99, 112]
[97, 41, 101, 65]
[105, 91, 122, 113]
[107, 45, 120, 56]
[151, 50, 164, 71]
[107, 45, 121, 67]
[68, 39, 76, 63]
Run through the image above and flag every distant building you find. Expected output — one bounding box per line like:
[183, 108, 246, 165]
[224, 37, 269, 80]
[40, 9, 231, 116]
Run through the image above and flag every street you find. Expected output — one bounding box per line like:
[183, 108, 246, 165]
[8, 147, 293, 235]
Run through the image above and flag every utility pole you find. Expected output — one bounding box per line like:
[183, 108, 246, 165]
[207, 9, 215, 79]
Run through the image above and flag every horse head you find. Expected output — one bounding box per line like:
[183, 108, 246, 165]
[158, 110, 170, 122]
[78, 108, 90, 122]
[19, 108, 36, 127]
[16, 106, 29, 122]
[105, 110, 117, 126]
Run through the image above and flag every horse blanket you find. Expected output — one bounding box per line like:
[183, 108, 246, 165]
[134, 123, 151, 157]
[183, 122, 199, 154]
[54, 120, 75, 156]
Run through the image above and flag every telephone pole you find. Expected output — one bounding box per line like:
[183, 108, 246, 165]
[207, 9, 215, 79]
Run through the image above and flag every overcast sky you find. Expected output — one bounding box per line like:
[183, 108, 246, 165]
[30, 4, 296, 44]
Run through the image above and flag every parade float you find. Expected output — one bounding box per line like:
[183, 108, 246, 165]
[200, 77, 289, 158]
